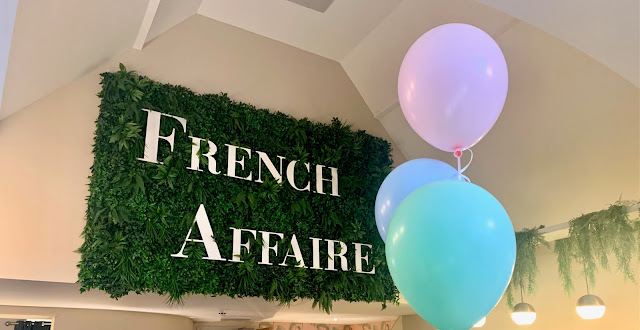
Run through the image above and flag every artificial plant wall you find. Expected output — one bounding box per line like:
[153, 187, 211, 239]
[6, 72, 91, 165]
[78, 65, 398, 312]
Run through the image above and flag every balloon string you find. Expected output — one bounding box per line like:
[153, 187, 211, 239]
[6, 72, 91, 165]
[454, 148, 473, 182]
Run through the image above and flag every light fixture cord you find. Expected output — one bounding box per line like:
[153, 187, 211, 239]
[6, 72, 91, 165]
[519, 284, 524, 303]
[582, 261, 590, 294]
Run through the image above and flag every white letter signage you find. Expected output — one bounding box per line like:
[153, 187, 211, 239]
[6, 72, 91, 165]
[170, 205, 376, 275]
[135, 110, 376, 275]
[138, 109, 187, 164]
[171, 204, 226, 261]
[137, 109, 340, 197]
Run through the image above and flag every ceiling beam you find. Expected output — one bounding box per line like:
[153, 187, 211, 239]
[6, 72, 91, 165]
[0, 0, 19, 117]
[133, 0, 161, 50]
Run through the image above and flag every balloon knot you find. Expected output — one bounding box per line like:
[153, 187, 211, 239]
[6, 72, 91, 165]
[453, 148, 473, 183]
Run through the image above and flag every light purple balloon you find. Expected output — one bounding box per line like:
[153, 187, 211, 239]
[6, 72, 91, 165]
[398, 23, 508, 152]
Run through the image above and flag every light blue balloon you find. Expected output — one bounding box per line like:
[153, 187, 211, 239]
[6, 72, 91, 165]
[386, 180, 516, 330]
[375, 159, 457, 242]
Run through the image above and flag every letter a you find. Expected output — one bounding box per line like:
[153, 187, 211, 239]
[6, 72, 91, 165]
[171, 204, 226, 261]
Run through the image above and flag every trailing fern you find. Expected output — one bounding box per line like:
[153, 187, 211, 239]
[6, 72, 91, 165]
[505, 226, 548, 308]
[554, 202, 638, 295]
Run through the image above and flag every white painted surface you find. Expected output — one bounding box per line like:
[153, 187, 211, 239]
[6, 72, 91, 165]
[0, 305, 193, 330]
[476, 0, 640, 86]
[146, 0, 202, 43]
[197, 0, 402, 60]
[288, 0, 335, 13]
[0, 0, 18, 117]
[133, 0, 161, 50]
[0, 0, 150, 120]
[0, 279, 411, 323]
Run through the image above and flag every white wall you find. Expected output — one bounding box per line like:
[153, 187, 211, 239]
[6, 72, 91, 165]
[0, 14, 403, 283]
[0, 0, 18, 117]
[0, 306, 193, 330]
[0, 0, 150, 120]
[390, 316, 402, 330]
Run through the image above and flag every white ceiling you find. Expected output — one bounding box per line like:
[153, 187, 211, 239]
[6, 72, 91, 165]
[2, 0, 637, 119]
[477, 0, 640, 87]
[147, 0, 202, 43]
[196, 0, 639, 87]
[340, 0, 519, 115]
[197, 0, 403, 60]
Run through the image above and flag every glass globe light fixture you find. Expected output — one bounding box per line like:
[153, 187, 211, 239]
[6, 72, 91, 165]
[511, 302, 536, 325]
[576, 263, 606, 320]
[511, 286, 536, 325]
[472, 316, 486, 327]
[576, 294, 605, 320]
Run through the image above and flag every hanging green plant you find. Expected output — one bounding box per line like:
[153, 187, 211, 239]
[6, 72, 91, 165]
[554, 201, 638, 295]
[505, 226, 548, 308]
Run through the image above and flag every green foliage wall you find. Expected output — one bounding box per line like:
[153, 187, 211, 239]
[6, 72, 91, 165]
[78, 65, 398, 312]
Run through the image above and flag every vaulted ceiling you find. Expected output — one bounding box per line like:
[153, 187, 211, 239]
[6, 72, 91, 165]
[2, 0, 637, 120]
[478, 0, 639, 86]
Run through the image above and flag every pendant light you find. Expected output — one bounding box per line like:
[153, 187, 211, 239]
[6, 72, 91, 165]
[576, 265, 606, 320]
[511, 286, 536, 325]
[472, 316, 486, 327]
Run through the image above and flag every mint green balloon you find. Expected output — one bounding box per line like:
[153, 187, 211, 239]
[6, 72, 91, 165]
[386, 180, 515, 330]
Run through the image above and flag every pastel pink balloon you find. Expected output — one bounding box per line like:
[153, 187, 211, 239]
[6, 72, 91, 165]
[398, 23, 508, 152]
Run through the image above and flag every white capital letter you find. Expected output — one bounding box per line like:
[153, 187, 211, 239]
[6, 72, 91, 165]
[138, 109, 187, 164]
[259, 231, 284, 265]
[226, 144, 253, 181]
[315, 165, 339, 196]
[326, 239, 348, 271]
[279, 234, 306, 268]
[255, 151, 285, 183]
[286, 161, 311, 191]
[187, 136, 221, 174]
[309, 237, 323, 270]
[354, 243, 375, 274]
[171, 204, 226, 261]
[230, 227, 257, 262]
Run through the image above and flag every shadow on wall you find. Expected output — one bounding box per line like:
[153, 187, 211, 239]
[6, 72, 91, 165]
[257, 321, 395, 330]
